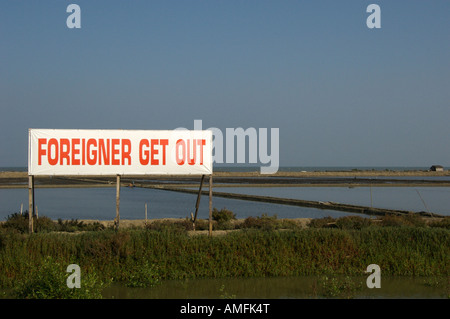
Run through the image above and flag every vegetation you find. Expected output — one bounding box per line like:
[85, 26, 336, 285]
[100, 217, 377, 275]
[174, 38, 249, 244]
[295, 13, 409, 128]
[0, 210, 448, 298]
[212, 207, 236, 230]
[13, 256, 108, 299]
[212, 207, 236, 223]
[308, 215, 373, 229]
[316, 275, 364, 299]
[2, 212, 105, 233]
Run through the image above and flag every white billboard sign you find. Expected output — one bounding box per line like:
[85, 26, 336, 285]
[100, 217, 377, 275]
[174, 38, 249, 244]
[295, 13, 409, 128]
[28, 129, 213, 176]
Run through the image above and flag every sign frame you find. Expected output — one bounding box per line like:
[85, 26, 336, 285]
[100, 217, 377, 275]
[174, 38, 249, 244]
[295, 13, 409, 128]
[27, 128, 214, 234]
[28, 128, 213, 176]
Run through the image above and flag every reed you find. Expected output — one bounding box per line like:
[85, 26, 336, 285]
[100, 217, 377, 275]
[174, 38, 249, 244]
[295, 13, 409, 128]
[0, 226, 448, 292]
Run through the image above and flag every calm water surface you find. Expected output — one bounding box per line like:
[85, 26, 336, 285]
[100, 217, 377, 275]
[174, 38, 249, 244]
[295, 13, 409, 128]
[1, 276, 446, 299]
[102, 276, 448, 299]
[0, 187, 361, 221]
[1, 185, 449, 221]
[214, 186, 450, 215]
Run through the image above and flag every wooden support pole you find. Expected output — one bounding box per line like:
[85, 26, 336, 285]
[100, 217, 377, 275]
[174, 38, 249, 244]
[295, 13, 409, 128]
[114, 175, 120, 230]
[32, 176, 35, 220]
[192, 175, 205, 230]
[145, 202, 148, 226]
[28, 175, 34, 233]
[208, 174, 213, 237]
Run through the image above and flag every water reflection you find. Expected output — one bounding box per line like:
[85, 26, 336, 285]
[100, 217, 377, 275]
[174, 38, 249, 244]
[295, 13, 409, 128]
[102, 276, 448, 299]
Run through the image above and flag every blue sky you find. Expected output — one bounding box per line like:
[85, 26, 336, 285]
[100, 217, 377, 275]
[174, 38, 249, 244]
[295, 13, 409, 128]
[1, 0, 449, 167]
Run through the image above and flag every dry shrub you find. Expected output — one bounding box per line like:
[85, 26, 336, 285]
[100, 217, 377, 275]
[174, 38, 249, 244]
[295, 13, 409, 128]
[381, 213, 426, 227]
[242, 214, 279, 230]
[335, 216, 372, 230]
[307, 217, 337, 228]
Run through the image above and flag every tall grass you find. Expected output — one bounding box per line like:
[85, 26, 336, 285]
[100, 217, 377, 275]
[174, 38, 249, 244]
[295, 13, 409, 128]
[0, 226, 448, 292]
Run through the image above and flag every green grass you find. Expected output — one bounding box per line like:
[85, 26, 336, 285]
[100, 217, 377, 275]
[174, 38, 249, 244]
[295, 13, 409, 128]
[0, 226, 448, 292]
[2, 212, 105, 234]
[0, 212, 448, 298]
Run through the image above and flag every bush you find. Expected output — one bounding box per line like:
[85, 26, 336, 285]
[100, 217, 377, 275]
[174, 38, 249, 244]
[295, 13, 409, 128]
[124, 260, 161, 288]
[428, 217, 450, 229]
[309, 214, 428, 229]
[277, 219, 303, 230]
[242, 214, 279, 230]
[57, 219, 105, 232]
[381, 214, 426, 227]
[2, 212, 31, 233]
[403, 213, 427, 227]
[212, 208, 236, 223]
[318, 275, 363, 299]
[307, 217, 337, 229]
[215, 220, 235, 230]
[3, 212, 58, 233]
[14, 256, 109, 299]
[335, 216, 372, 230]
[34, 216, 58, 233]
[194, 219, 211, 231]
[146, 218, 213, 232]
[1, 213, 106, 234]
[212, 208, 236, 230]
[146, 219, 190, 232]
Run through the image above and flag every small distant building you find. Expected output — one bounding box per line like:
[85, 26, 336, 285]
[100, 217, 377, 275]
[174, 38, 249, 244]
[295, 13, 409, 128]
[430, 165, 444, 172]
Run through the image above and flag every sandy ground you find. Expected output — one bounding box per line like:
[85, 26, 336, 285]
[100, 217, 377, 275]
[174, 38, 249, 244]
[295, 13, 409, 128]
[79, 217, 311, 227]
[77, 218, 312, 236]
[79, 218, 180, 229]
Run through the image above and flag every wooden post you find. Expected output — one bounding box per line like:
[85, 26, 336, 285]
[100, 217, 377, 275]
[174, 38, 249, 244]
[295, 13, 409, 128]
[145, 202, 148, 226]
[20, 203, 23, 215]
[114, 175, 120, 230]
[32, 176, 35, 220]
[208, 174, 213, 236]
[192, 175, 205, 230]
[28, 175, 34, 233]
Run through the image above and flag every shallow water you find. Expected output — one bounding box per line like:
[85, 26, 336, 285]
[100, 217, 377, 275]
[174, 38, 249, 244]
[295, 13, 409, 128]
[213, 186, 450, 215]
[1, 184, 449, 222]
[102, 276, 448, 299]
[0, 187, 370, 221]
